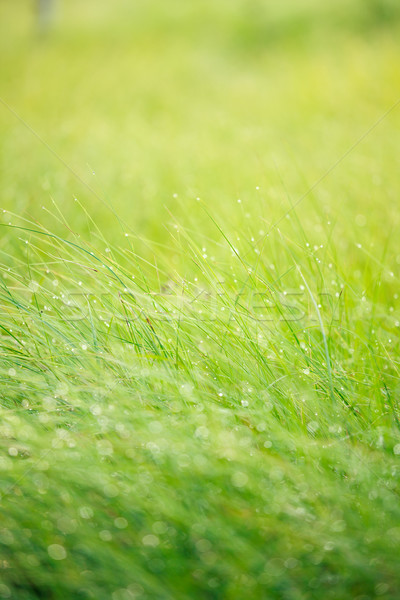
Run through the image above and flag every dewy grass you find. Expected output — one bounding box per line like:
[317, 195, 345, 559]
[1, 1, 400, 598]
[1, 202, 400, 599]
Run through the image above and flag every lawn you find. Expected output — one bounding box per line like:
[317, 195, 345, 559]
[1, 1, 400, 598]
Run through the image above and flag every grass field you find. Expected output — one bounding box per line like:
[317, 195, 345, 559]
[1, 1, 400, 598]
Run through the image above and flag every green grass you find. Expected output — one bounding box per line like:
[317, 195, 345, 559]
[1, 1, 400, 598]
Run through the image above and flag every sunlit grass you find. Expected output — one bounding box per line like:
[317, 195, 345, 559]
[1, 1, 400, 599]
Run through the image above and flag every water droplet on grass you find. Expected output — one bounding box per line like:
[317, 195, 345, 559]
[47, 544, 67, 560]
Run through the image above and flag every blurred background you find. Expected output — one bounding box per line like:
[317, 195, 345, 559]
[1, 0, 400, 261]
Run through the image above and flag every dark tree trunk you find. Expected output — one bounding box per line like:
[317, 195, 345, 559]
[37, 0, 54, 33]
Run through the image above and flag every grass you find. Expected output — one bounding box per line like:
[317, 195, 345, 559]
[1, 1, 400, 598]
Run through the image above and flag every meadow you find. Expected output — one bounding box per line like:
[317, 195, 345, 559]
[1, 1, 400, 598]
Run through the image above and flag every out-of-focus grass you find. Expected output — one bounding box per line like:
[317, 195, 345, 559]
[1, 2, 400, 599]
[1, 0, 400, 246]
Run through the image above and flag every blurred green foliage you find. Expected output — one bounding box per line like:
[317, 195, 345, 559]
[1, 1, 400, 599]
